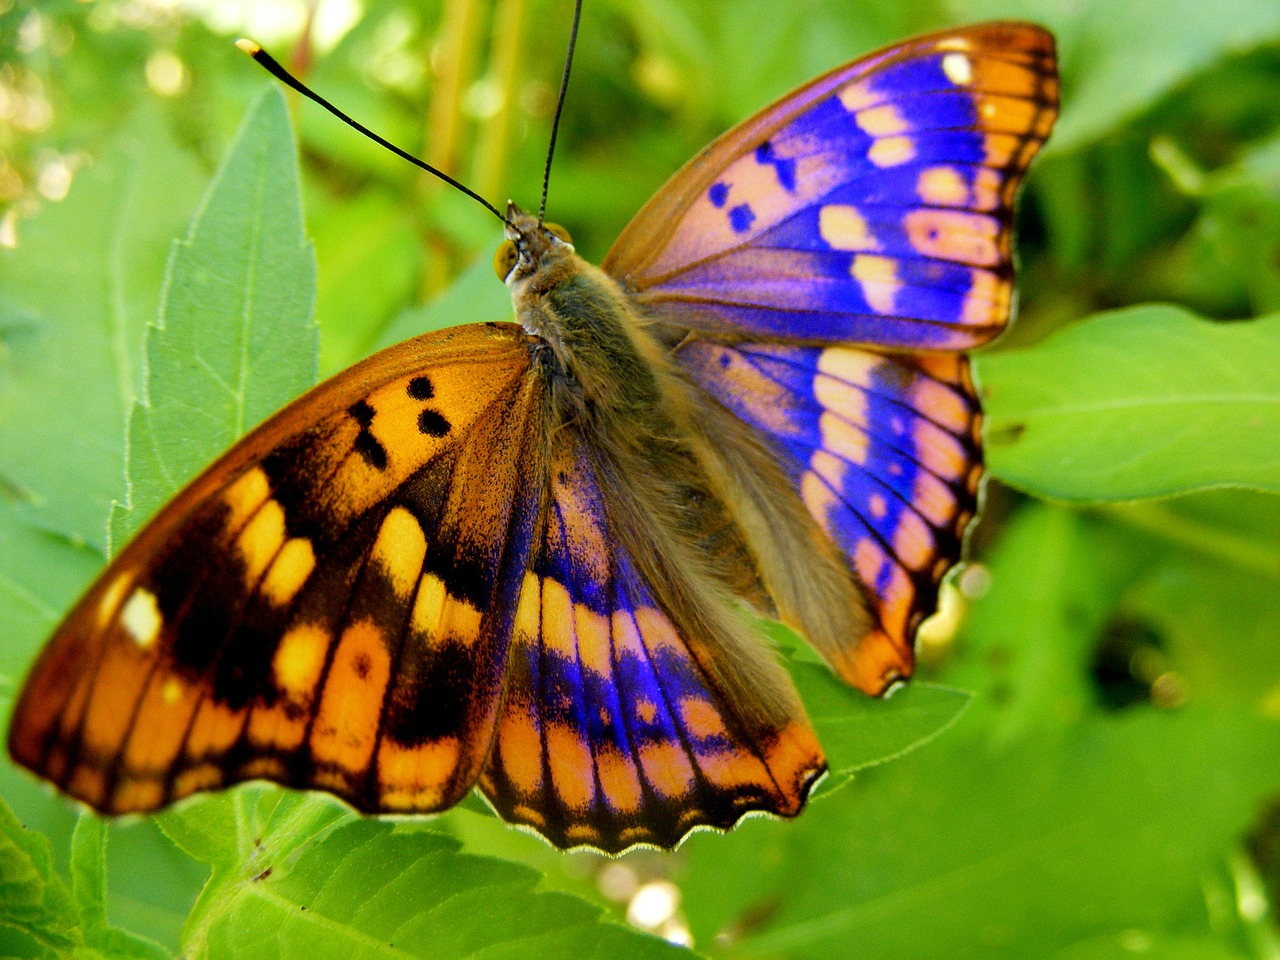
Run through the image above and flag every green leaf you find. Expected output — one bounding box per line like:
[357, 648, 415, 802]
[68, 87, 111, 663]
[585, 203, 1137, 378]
[0, 795, 170, 960]
[110, 86, 317, 547]
[0, 793, 79, 956]
[163, 794, 681, 960]
[945, 503, 1157, 741]
[800, 669, 970, 792]
[0, 108, 204, 552]
[979, 306, 1280, 500]
[1126, 552, 1280, 707]
[677, 706, 1280, 957]
[70, 813, 108, 939]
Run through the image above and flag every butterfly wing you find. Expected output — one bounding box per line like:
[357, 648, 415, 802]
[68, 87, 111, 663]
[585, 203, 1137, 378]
[10, 317, 821, 852]
[604, 21, 1057, 351]
[8, 322, 546, 817]
[479, 425, 824, 853]
[603, 23, 1057, 693]
[680, 342, 981, 693]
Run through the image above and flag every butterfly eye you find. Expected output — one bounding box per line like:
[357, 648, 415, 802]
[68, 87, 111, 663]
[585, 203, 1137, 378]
[493, 239, 519, 280]
[544, 222, 573, 244]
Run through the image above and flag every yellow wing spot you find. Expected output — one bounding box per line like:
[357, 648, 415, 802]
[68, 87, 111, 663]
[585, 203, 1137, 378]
[917, 166, 969, 207]
[961, 268, 1010, 327]
[411, 573, 446, 636]
[311, 618, 392, 772]
[371, 506, 427, 600]
[183, 699, 243, 757]
[633, 607, 682, 653]
[838, 80, 879, 113]
[171, 763, 223, 801]
[941, 52, 973, 85]
[903, 209, 1000, 266]
[541, 579, 576, 658]
[272, 622, 331, 703]
[261, 537, 315, 607]
[637, 741, 695, 799]
[975, 93, 1040, 135]
[440, 589, 485, 647]
[810, 450, 857, 516]
[96, 574, 131, 628]
[112, 779, 163, 812]
[817, 347, 878, 388]
[970, 167, 1004, 211]
[868, 136, 916, 168]
[222, 467, 270, 531]
[936, 36, 972, 52]
[850, 254, 900, 314]
[547, 722, 595, 811]
[818, 204, 879, 251]
[852, 537, 887, 591]
[892, 510, 934, 572]
[982, 133, 1021, 168]
[695, 746, 772, 793]
[513, 572, 542, 640]
[813, 371, 870, 424]
[411, 574, 484, 646]
[636, 699, 658, 725]
[378, 736, 462, 810]
[574, 604, 612, 676]
[161, 678, 183, 705]
[121, 588, 162, 649]
[878, 563, 916, 637]
[678, 697, 727, 739]
[911, 374, 971, 426]
[239, 756, 287, 781]
[816, 411, 870, 467]
[855, 104, 910, 137]
[236, 498, 286, 584]
[68, 766, 108, 809]
[595, 746, 643, 814]
[868, 493, 889, 520]
[496, 698, 544, 795]
[800, 469, 839, 526]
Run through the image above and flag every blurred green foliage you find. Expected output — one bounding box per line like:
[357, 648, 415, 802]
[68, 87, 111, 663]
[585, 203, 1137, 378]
[1, 0, 1279, 958]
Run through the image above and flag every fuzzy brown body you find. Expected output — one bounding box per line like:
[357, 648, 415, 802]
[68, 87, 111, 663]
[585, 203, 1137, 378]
[505, 209, 870, 733]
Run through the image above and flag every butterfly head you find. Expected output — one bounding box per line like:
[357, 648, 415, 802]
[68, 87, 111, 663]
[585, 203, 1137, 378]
[494, 203, 575, 288]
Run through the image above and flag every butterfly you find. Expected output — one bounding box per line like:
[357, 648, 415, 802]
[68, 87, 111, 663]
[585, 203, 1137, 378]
[8, 20, 1058, 853]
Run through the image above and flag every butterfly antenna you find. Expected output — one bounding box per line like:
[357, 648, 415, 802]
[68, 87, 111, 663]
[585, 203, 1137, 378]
[236, 39, 511, 227]
[538, 0, 583, 224]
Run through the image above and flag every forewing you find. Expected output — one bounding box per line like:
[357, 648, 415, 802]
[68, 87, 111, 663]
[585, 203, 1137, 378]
[680, 340, 981, 694]
[604, 22, 1058, 350]
[8, 322, 546, 817]
[479, 428, 825, 853]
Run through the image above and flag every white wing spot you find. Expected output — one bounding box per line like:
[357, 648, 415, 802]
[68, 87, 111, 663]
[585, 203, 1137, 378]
[122, 588, 163, 648]
[942, 53, 973, 86]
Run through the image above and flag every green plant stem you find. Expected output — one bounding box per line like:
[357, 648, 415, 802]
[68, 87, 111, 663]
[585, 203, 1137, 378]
[421, 0, 486, 297]
[473, 0, 529, 205]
